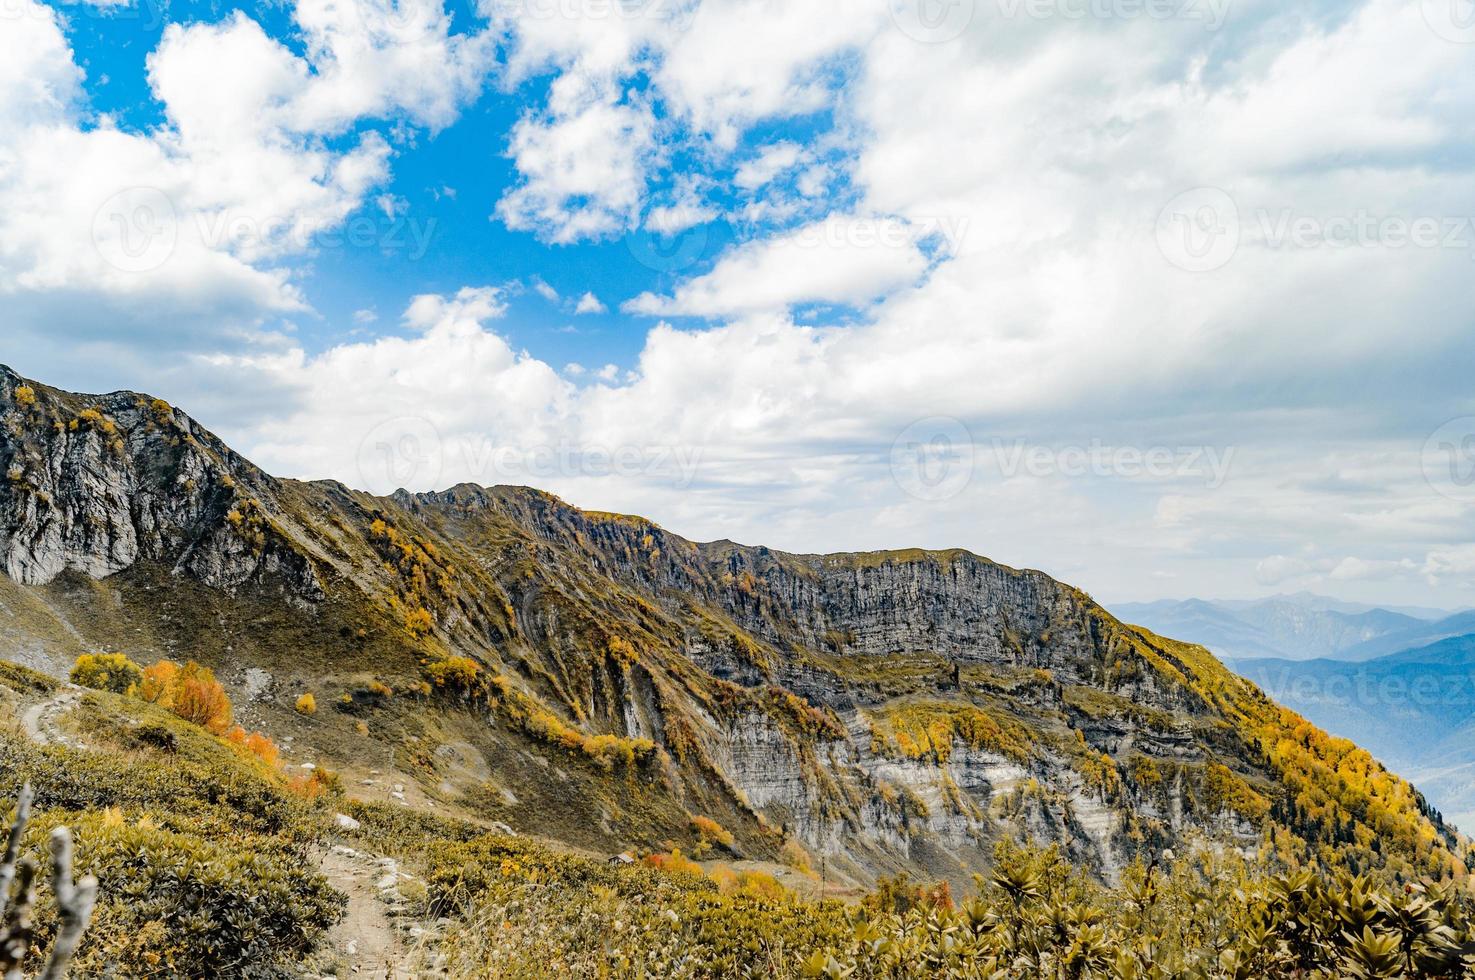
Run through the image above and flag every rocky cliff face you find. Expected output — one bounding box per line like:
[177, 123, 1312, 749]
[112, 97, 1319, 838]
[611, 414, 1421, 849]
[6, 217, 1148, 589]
[0, 366, 1463, 887]
[0, 367, 321, 599]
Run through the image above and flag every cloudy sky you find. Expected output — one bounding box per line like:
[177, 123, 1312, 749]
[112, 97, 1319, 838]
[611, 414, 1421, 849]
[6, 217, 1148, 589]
[3, 0, 1474, 608]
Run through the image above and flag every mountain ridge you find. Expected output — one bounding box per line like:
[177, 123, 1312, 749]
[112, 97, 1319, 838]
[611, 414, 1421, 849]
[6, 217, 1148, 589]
[1114, 594, 1448, 663]
[0, 364, 1467, 888]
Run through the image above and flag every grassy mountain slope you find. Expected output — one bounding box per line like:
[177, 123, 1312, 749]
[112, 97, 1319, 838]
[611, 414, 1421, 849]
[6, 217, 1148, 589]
[6, 661, 1471, 978]
[0, 364, 1469, 895]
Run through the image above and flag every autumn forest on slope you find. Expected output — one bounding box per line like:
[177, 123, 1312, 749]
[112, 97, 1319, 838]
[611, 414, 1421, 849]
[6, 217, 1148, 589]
[0, 365, 1472, 976]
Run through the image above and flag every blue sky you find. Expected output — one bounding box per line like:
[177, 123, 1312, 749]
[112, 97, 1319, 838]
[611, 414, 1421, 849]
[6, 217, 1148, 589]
[4, 0, 1475, 608]
[56, 0, 858, 369]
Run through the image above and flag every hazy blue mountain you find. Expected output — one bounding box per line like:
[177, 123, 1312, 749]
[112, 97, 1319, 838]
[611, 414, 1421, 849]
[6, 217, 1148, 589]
[1236, 633, 1475, 831]
[1112, 593, 1437, 662]
[1217, 591, 1454, 620]
[1337, 609, 1475, 661]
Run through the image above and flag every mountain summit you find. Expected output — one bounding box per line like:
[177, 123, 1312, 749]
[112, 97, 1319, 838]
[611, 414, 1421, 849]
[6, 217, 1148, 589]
[0, 366, 1465, 887]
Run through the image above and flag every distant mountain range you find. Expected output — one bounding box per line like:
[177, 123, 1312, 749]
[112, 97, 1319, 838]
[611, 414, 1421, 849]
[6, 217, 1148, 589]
[1236, 634, 1475, 831]
[1113, 593, 1473, 663]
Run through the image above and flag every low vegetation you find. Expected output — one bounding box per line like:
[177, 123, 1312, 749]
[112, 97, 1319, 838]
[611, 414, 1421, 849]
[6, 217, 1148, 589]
[398, 816, 1475, 978]
[5, 655, 1475, 978]
[1, 663, 341, 975]
[874, 700, 1032, 764]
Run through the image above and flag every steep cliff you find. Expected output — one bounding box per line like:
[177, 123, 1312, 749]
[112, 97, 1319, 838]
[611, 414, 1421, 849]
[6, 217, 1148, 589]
[0, 366, 1465, 887]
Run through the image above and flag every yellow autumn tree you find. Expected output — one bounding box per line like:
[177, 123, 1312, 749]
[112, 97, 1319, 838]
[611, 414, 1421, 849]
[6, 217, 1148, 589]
[70, 652, 143, 695]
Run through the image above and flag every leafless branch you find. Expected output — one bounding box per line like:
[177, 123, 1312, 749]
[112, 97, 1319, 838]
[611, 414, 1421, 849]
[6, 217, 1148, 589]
[0, 786, 97, 980]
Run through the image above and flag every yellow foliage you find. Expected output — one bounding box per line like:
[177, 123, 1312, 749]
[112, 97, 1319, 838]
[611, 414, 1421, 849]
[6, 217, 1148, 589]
[882, 701, 1029, 763]
[70, 652, 143, 695]
[606, 635, 637, 669]
[690, 815, 735, 850]
[371, 519, 457, 621]
[14, 385, 36, 408]
[404, 607, 434, 637]
[425, 656, 481, 692]
[780, 839, 814, 876]
[295, 693, 317, 715]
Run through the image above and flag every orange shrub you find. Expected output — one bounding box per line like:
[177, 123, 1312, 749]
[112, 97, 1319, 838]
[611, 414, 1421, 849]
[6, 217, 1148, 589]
[644, 848, 702, 878]
[139, 660, 180, 707]
[221, 726, 278, 766]
[172, 662, 233, 733]
[288, 767, 341, 800]
[245, 731, 280, 767]
[139, 660, 232, 733]
[690, 815, 736, 850]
